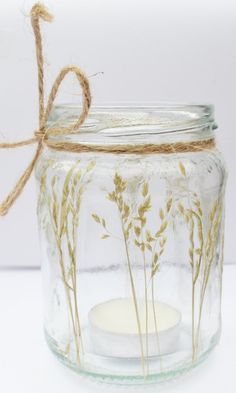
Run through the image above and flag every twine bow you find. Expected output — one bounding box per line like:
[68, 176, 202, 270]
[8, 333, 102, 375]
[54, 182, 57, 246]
[0, 3, 91, 216]
[0, 3, 217, 216]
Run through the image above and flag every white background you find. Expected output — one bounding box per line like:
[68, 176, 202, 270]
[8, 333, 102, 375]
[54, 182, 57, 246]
[0, 0, 236, 267]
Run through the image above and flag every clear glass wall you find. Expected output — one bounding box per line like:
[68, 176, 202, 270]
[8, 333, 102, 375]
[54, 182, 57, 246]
[36, 105, 226, 384]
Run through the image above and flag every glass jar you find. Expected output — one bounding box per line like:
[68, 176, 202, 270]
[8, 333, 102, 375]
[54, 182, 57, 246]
[35, 104, 227, 384]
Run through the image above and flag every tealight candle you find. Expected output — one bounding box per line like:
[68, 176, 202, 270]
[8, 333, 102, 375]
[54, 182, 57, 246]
[88, 298, 181, 358]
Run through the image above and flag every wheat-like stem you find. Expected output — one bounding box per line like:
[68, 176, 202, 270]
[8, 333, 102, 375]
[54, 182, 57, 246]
[66, 162, 95, 357]
[178, 162, 205, 360]
[66, 193, 82, 354]
[149, 195, 172, 368]
[195, 200, 222, 353]
[92, 173, 146, 376]
[121, 218, 146, 376]
[49, 199, 80, 362]
[178, 181, 222, 361]
[150, 237, 163, 371]
[178, 205, 203, 360]
[137, 182, 151, 373]
[65, 223, 83, 360]
[59, 244, 81, 363]
[50, 173, 81, 364]
[141, 230, 149, 373]
[151, 274, 162, 370]
[93, 176, 172, 375]
[115, 176, 146, 376]
[45, 161, 95, 364]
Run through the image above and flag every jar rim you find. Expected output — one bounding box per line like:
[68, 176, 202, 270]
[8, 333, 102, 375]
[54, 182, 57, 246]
[47, 103, 216, 143]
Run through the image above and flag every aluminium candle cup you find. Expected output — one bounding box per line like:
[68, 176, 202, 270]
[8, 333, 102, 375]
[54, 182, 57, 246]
[36, 104, 227, 384]
[88, 298, 182, 358]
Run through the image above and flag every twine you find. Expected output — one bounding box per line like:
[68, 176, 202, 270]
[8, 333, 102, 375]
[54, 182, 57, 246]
[0, 3, 215, 217]
[0, 3, 91, 216]
[46, 138, 215, 154]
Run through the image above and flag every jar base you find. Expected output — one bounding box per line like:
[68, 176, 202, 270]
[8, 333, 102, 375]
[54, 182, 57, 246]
[45, 329, 219, 385]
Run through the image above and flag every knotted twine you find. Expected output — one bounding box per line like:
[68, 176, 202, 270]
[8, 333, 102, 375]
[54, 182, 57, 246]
[0, 3, 215, 217]
[0, 3, 91, 216]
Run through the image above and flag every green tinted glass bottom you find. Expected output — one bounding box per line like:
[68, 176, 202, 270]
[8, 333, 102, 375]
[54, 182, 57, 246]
[45, 330, 219, 385]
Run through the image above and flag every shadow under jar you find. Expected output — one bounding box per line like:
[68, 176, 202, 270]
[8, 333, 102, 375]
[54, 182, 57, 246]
[35, 104, 227, 385]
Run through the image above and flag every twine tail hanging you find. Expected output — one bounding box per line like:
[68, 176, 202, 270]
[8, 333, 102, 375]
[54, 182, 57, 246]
[0, 3, 91, 216]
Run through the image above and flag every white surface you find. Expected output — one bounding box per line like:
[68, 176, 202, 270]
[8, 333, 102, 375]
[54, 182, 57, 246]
[0, 265, 235, 393]
[0, 0, 236, 267]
